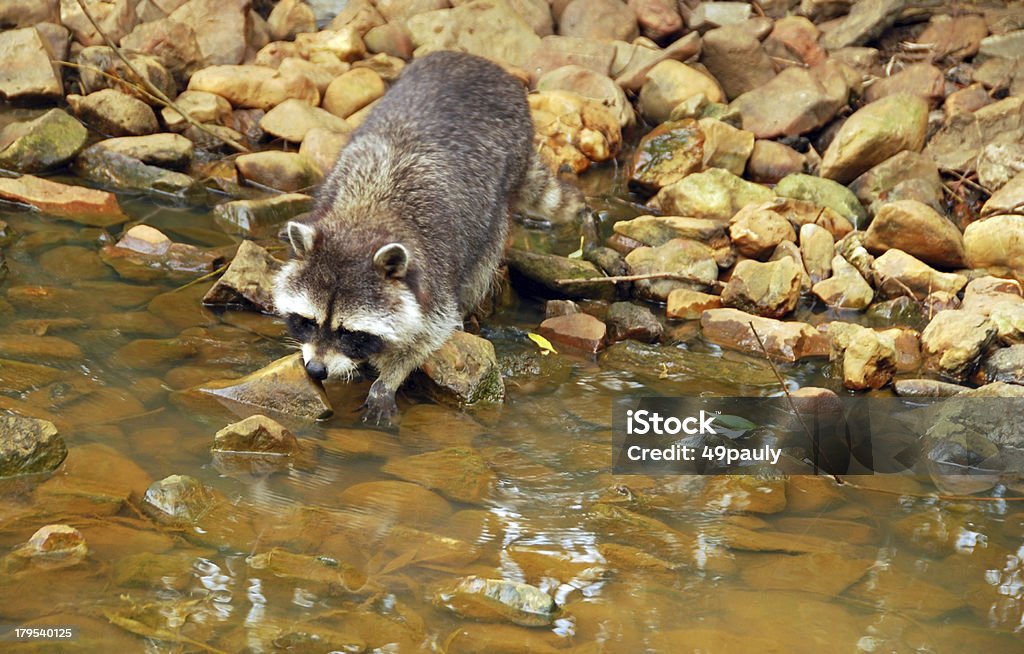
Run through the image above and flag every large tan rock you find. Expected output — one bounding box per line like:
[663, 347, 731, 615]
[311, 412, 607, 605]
[700, 308, 829, 362]
[0, 175, 128, 227]
[267, 0, 316, 41]
[638, 60, 724, 124]
[188, 65, 319, 110]
[624, 238, 719, 302]
[168, 0, 248, 66]
[322, 68, 386, 119]
[66, 90, 159, 137]
[721, 258, 803, 319]
[0, 109, 87, 174]
[0, 27, 63, 101]
[871, 249, 967, 300]
[812, 254, 873, 310]
[530, 91, 621, 173]
[864, 200, 966, 269]
[59, 0, 138, 46]
[652, 168, 773, 221]
[701, 24, 776, 100]
[964, 215, 1024, 277]
[731, 63, 847, 139]
[559, 0, 638, 42]
[406, 0, 542, 68]
[921, 310, 998, 382]
[729, 203, 797, 260]
[161, 90, 232, 131]
[121, 18, 204, 84]
[799, 223, 834, 284]
[236, 151, 323, 193]
[260, 99, 352, 143]
[537, 65, 634, 128]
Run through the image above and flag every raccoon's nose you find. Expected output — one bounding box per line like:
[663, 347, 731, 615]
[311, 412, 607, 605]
[305, 360, 328, 381]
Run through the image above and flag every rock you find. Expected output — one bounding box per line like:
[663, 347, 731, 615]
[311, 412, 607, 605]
[545, 299, 579, 318]
[559, 0, 637, 41]
[190, 353, 333, 419]
[526, 35, 616, 84]
[638, 60, 724, 124]
[982, 172, 1024, 218]
[0, 175, 128, 227]
[769, 240, 811, 292]
[0, 334, 82, 364]
[728, 204, 797, 259]
[536, 65, 634, 128]
[666, 289, 722, 320]
[722, 257, 803, 319]
[849, 150, 943, 216]
[167, 0, 247, 66]
[0, 0, 60, 27]
[699, 118, 754, 177]
[382, 447, 496, 504]
[774, 173, 868, 229]
[100, 224, 222, 281]
[629, 0, 683, 41]
[944, 83, 991, 118]
[121, 18, 204, 85]
[281, 56, 350, 94]
[322, 68, 386, 119]
[299, 127, 350, 175]
[506, 249, 613, 300]
[613, 215, 726, 248]
[731, 64, 847, 139]
[0, 27, 62, 101]
[652, 168, 774, 221]
[687, 1, 752, 30]
[629, 118, 703, 190]
[701, 24, 776, 100]
[161, 91, 232, 132]
[536, 313, 607, 353]
[73, 146, 198, 198]
[0, 109, 87, 174]
[864, 63, 944, 108]
[89, 134, 194, 170]
[871, 249, 967, 300]
[977, 139, 1024, 193]
[921, 310, 997, 381]
[420, 331, 505, 405]
[965, 215, 1024, 277]
[0, 413, 66, 478]
[828, 322, 897, 390]
[799, 223, 834, 283]
[893, 378, 968, 397]
[212, 414, 298, 454]
[295, 27, 367, 63]
[188, 65, 319, 110]
[75, 46, 175, 105]
[820, 0, 905, 50]
[213, 193, 314, 237]
[338, 480, 452, 527]
[979, 345, 1024, 385]
[915, 14, 988, 61]
[924, 96, 1024, 174]
[235, 151, 323, 193]
[864, 200, 965, 268]
[812, 254, 874, 309]
[700, 308, 829, 361]
[259, 98, 352, 143]
[765, 16, 826, 67]
[529, 91, 621, 173]
[611, 31, 701, 91]
[143, 474, 218, 524]
[60, 0, 137, 46]
[746, 140, 806, 184]
[364, 23, 414, 59]
[202, 240, 283, 312]
[268, 0, 316, 41]
[406, 0, 542, 68]
[435, 576, 558, 627]
[606, 302, 663, 343]
[66, 90, 159, 138]
[624, 238, 719, 301]
[820, 94, 929, 184]
[979, 30, 1024, 60]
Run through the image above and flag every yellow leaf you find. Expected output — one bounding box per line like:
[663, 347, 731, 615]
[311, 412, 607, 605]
[528, 332, 558, 355]
[567, 236, 585, 259]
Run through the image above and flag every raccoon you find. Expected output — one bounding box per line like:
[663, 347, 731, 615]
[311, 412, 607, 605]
[273, 50, 586, 425]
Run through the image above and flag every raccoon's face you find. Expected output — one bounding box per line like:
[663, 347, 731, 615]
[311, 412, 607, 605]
[272, 220, 424, 381]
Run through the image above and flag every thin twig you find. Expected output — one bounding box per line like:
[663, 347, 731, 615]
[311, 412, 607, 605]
[556, 271, 724, 290]
[72, 0, 249, 153]
[171, 262, 228, 293]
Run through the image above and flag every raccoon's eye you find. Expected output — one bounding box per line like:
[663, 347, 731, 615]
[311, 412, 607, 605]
[340, 330, 385, 359]
[286, 314, 317, 340]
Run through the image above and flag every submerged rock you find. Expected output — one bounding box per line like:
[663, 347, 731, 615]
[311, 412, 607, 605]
[142, 474, 218, 525]
[191, 353, 333, 420]
[0, 109, 88, 174]
[435, 576, 558, 627]
[382, 447, 496, 504]
[0, 175, 128, 228]
[100, 225, 222, 282]
[420, 331, 505, 405]
[202, 240, 283, 313]
[213, 193, 314, 237]
[213, 414, 298, 454]
[73, 146, 199, 198]
[0, 413, 67, 478]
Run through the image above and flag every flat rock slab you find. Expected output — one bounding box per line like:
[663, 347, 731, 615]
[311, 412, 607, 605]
[0, 27, 63, 101]
[191, 353, 333, 420]
[701, 308, 829, 362]
[537, 313, 607, 354]
[0, 175, 128, 227]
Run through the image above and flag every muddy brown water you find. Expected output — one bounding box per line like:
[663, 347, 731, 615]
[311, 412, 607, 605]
[0, 163, 1022, 652]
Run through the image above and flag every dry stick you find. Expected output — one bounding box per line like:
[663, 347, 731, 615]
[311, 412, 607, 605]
[170, 262, 229, 293]
[747, 321, 844, 484]
[557, 271, 725, 291]
[72, 0, 249, 153]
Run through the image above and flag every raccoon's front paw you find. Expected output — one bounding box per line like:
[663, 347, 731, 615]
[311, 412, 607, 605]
[361, 382, 398, 427]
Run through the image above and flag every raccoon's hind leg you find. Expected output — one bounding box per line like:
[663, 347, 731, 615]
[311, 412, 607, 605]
[512, 152, 588, 224]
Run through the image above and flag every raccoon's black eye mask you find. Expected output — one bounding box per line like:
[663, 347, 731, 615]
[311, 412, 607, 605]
[286, 314, 316, 340]
[284, 314, 385, 359]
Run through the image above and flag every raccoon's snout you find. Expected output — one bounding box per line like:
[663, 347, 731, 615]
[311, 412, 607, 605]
[305, 359, 328, 381]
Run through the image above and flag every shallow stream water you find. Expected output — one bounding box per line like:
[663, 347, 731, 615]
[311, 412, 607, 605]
[0, 148, 1022, 652]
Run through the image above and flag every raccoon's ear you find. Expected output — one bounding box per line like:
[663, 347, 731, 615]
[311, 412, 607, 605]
[285, 221, 317, 258]
[373, 243, 409, 279]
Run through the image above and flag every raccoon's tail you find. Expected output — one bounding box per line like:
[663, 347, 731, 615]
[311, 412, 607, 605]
[513, 152, 588, 224]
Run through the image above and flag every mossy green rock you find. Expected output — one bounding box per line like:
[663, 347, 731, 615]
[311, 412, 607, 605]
[630, 118, 704, 190]
[74, 145, 199, 198]
[0, 413, 67, 478]
[775, 173, 868, 229]
[420, 331, 504, 406]
[652, 168, 773, 221]
[0, 109, 88, 173]
[507, 248, 614, 300]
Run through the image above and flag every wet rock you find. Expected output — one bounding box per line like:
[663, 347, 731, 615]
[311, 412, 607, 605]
[161, 90, 233, 132]
[799, 223, 834, 284]
[202, 240, 283, 313]
[235, 151, 323, 193]
[731, 65, 847, 139]
[982, 172, 1024, 217]
[893, 378, 969, 397]
[435, 576, 558, 627]
[820, 94, 929, 185]
[536, 313, 607, 354]
[871, 249, 967, 300]
[322, 68, 385, 119]
[0, 109, 88, 174]
[701, 476, 787, 514]
[142, 474, 218, 525]
[864, 200, 965, 269]
[613, 215, 726, 248]
[701, 24, 776, 100]
[559, 0, 637, 41]
[0, 413, 66, 478]
[537, 65, 633, 128]
[268, 0, 316, 41]
[652, 168, 774, 221]
[0, 175, 128, 228]
[624, 238, 719, 301]
[812, 254, 874, 310]
[191, 353, 333, 419]
[828, 322, 896, 390]
[979, 345, 1024, 385]
[214, 193, 313, 237]
[666, 289, 721, 320]
[382, 447, 496, 504]
[606, 302, 663, 343]
[849, 150, 943, 216]
[6, 524, 87, 571]
[406, 0, 541, 68]
[964, 215, 1024, 277]
[921, 310, 997, 381]
[299, 127, 350, 175]
[728, 204, 797, 260]
[530, 91, 621, 173]
[774, 173, 868, 229]
[213, 414, 298, 454]
[188, 64, 319, 110]
[89, 134, 194, 170]
[599, 339, 778, 391]
[506, 249, 613, 300]
[701, 308, 829, 361]
[75, 46, 175, 104]
[420, 331, 505, 405]
[67, 90, 159, 137]
[638, 60, 724, 124]
[74, 145, 197, 198]
[924, 96, 1024, 174]
[0, 27, 63, 101]
[629, 119, 703, 190]
[260, 98, 352, 143]
[722, 258, 803, 319]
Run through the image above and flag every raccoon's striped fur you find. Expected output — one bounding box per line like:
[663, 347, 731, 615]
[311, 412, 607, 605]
[273, 50, 586, 425]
